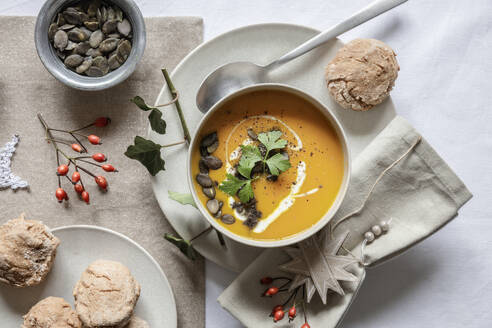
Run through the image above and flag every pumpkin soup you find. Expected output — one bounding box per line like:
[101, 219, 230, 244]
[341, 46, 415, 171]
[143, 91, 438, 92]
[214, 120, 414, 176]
[192, 89, 344, 241]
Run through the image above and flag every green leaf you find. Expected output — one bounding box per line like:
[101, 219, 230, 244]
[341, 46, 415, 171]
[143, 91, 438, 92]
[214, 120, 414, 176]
[148, 109, 167, 134]
[164, 234, 197, 260]
[266, 153, 292, 176]
[124, 136, 164, 176]
[219, 174, 248, 196]
[238, 145, 262, 178]
[258, 130, 288, 153]
[237, 180, 254, 203]
[130, 96, 156, 111]
[168, 191, 197, 208]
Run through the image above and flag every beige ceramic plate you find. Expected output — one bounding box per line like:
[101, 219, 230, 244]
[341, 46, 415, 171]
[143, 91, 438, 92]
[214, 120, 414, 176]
[150, 23, 396, 272]
[0, 225, 177, 327]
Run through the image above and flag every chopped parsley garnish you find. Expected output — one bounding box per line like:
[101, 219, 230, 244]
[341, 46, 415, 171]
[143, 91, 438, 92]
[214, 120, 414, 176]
[219, 130, 291, 203]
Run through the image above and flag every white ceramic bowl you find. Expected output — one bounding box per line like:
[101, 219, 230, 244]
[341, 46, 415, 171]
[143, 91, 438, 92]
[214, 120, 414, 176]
[187, 84, 351, 248]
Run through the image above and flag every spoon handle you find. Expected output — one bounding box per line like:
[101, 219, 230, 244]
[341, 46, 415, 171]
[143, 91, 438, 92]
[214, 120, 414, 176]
[267, 0, 408, 70]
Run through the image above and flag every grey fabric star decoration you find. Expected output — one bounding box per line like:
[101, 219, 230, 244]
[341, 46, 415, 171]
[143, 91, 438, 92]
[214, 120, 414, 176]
[0, 135, 28, 190]
[279, 229, 358, 304]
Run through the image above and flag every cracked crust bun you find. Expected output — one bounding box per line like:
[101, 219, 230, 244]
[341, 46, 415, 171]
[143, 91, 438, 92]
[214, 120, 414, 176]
[0, 214, 60, 287]
[22, 297, 81, 328]
[73, 260, 141, 328]
[325, 38, 399, 111]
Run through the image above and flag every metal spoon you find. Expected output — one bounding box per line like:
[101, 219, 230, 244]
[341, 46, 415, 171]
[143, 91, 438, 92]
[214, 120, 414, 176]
[196, 0, 407, 113]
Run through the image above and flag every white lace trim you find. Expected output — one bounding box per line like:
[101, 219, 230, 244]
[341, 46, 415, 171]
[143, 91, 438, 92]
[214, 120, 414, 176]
[0, 135, 28, 190]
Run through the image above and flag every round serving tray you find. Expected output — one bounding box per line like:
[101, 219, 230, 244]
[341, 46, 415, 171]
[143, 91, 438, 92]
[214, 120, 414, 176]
[149, 23, 396, 272]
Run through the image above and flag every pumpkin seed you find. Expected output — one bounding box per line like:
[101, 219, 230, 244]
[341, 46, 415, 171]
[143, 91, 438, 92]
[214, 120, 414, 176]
[64, 54, 84, 68]
[75, 41, 91, 55]
[87, 0, 101, 17]
[89, 29, 103, 48]
[221, 214, 236, 225]
[201, 132, 218, 148]
[76, 57, 92, 74]
[86, 47, 102, 58]
[117, 19, 131, 36]
[53, 30, 68, 50]
[59, 24, 75, 30]
[196, 173, 213, 188]
[115, 7, 124, 22]
[259, 143, 267, 157]
[99, 6, 108, 24]
[203, 156, 223, 170]
[108, 54, 121, 70]
[99, 37, 118, 53]
[202, 186, 216, 199]
[48, 23, 58, 41]
[247, 129, 257, 140]
[200, 146, 209, 157]
[93, 56, 109, 74]
[67, 28, 87, 42]
[107, 7, 116, 21]
[83, 20, 99, 31]
[214, 210, 222, 218]
[79, 27, 92, 39]
[65, 40, 77, 51]
[102, 20, 117, 34]
[206, 140, 219, 154]
[107, 33, 121, 39]
[85, 66, 104, 77]
[64, 10, 85, 25]
[207, 199, 220, 214]
[56, 13, 65, 26]
[56, 50, 66, 60]
[116, 39, 131, 60]
[198, 158, 209, 174]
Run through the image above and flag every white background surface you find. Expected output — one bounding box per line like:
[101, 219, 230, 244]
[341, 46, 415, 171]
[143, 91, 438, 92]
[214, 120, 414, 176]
[2, 0, 491, 327]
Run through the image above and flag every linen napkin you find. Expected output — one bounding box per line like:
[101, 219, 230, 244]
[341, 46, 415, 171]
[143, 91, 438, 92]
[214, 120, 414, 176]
[218, 115, 472, 327]
[0, 16, 204, 328]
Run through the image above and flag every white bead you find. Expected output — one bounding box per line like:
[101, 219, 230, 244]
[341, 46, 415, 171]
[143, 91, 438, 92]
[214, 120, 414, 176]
[364, 231, 375, 242]
[371, 225, 382, 236]
[380, 221, 389, 232]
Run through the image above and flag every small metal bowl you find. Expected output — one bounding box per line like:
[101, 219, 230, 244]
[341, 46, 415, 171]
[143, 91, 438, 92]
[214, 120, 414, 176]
[35, 0, 146, 91]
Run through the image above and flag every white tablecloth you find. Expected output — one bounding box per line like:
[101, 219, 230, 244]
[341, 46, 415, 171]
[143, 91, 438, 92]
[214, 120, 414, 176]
[3, 1, 491, 327]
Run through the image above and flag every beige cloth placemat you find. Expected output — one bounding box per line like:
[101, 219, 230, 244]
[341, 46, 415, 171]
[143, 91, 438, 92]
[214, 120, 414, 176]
[0, 16, 204, 328]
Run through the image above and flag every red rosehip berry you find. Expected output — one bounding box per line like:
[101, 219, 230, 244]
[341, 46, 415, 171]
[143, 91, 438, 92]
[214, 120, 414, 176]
[55, 188, 68, 202]
[81, 191, 90, 204]
[92, 153, 106, 162]
[260, 276, 273, 285]
[273, 310, 284, 322]
[94, 117, 111, 127]
[288, 306, 296, 321]
[88, 134, 101, 145]
[57, 164, 69, 176]
[95, 176, 108, 189]
[74, 184, 84, 194]
[72, 171, 81, 182]
[301, 323, 311, 328]
[263, 287, 279, 297]
[72, 143, 83, 153]
[101, 164, 116, 172]
[270, 305, 283, 317]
